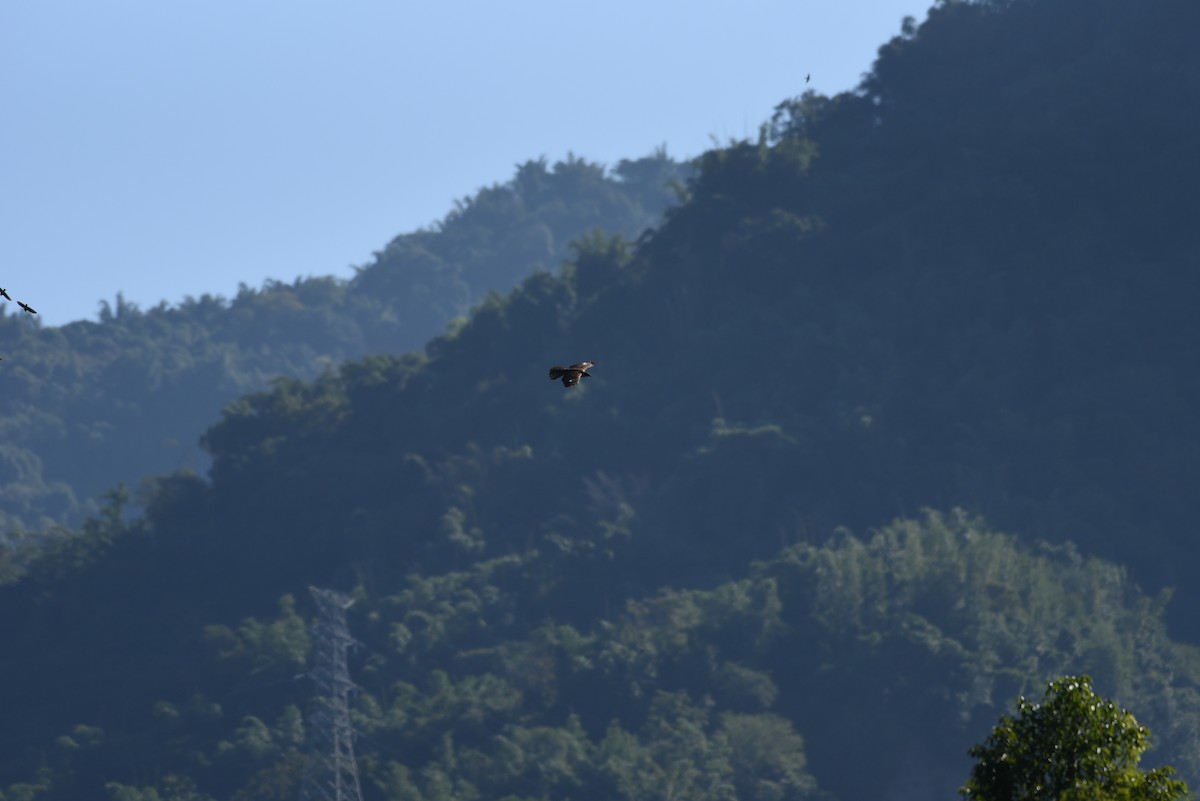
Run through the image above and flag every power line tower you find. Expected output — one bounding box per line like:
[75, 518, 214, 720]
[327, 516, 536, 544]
[298, 586, 364, 801]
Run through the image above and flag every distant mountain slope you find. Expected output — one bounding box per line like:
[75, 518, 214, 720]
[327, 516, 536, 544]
[0, 152, 689, 535]
[766, 0, 1200, 598]
[2, 0, 1199, 798]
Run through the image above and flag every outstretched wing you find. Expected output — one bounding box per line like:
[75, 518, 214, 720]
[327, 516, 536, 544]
[569, 361, 595, 372]
[549, 366, 568, 381]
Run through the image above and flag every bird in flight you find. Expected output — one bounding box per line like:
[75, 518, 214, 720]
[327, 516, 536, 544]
[0, 288, 10, 301]
[805, 73, 811, 83]
[17, 301, 36, 314]
[549, 361, 595, 387]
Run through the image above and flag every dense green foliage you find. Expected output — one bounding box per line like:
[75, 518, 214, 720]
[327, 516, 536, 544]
[0, 152, 687, 535]
[961, 676, 1188, 801]
[8, 512, 1200, 801]
[769, 0, 1200, 614]
[2, 0, 1198, 798]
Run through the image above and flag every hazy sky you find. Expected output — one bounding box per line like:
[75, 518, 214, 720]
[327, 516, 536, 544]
[2, 1, 930, 326]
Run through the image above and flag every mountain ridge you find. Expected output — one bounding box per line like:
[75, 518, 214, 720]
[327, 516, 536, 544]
[0, 152, 689, 535]
[3, 0, 1199, 798]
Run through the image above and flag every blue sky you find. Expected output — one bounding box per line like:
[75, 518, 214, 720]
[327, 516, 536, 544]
[2, 1, 930, 326]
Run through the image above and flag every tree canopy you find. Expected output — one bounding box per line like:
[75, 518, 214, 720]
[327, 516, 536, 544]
[962, 676, 1188, 801]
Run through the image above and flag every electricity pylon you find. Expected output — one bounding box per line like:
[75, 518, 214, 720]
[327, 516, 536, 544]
[297, 586, 364, 801]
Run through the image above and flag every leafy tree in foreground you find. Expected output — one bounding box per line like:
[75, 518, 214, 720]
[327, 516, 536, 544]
[961, 675, 1188, 801]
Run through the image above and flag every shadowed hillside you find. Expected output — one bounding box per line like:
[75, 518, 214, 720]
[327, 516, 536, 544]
[2, 0, 1199, 798]
[0, 152, 689, 535]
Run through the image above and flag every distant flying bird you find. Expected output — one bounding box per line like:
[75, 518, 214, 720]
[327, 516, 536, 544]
[17, 301, 36, 314]
[548, 361, 595, 388]
[0, 288, 9, 301]
[805, 73, 811, 83]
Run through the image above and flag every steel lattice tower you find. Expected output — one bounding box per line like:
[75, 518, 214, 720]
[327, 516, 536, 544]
[298, 586, 364, 801]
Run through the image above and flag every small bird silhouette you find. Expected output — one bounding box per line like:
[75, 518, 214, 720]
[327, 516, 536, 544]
[0, 288, 10, 301]
[805, 73, 811, 84]
[17, 301, 36, 314]
[548, 361, 595, 388]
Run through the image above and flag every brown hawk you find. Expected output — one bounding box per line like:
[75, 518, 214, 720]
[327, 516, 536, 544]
[549, 361, 595, 387]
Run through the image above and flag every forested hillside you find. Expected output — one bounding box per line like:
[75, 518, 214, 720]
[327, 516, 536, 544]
[0, 152, 687, 535]
[2, 0, 1198, 799]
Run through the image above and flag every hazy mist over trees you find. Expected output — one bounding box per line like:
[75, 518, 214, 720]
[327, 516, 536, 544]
[0, 151, 688, 536]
